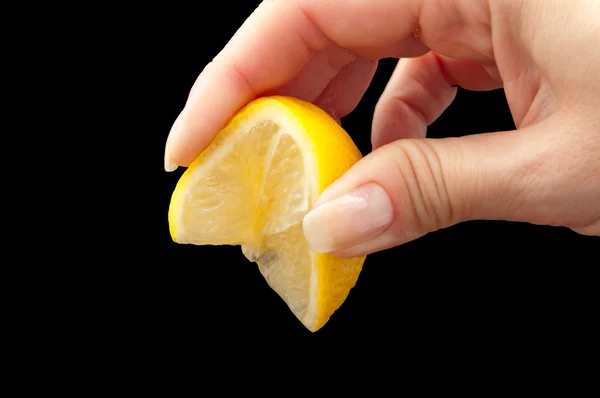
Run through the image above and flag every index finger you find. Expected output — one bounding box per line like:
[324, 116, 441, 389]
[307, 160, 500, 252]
[165, 0, 487, 169]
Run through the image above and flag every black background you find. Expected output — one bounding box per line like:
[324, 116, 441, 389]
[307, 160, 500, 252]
[118, 2, 598, 351]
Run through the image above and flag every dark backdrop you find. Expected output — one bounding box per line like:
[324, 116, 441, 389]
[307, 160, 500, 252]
[122, 2, 598, 351]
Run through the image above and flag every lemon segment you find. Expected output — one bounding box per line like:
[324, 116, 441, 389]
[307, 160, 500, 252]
[168, 96, 366, 332]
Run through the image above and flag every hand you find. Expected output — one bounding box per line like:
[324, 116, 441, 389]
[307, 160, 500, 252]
[164, 0, 600, 257]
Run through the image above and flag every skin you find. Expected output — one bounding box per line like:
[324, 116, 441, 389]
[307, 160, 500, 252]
[165, 0, 600, 257]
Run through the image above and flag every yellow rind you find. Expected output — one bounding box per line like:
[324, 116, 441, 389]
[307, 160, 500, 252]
[268, 97, 366, 332]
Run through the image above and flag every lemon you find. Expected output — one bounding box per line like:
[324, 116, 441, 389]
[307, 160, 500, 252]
[168, 95, 366, 332]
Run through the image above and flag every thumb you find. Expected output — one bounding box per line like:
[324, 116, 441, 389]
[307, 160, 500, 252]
[302, 124, 560, 257]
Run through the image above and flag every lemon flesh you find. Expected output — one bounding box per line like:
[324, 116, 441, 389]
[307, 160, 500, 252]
[168, 96, 366, 332]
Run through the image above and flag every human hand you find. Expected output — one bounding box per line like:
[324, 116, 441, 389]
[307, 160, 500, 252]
[164, 0, 600, 257]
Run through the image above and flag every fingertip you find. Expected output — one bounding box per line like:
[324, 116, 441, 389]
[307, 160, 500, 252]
[166, 112, 205, 167]
[164, 112, 196, 168]
[372, 98, 427, 149]
[329, 229, 418, 258]
[303, 183, 394, 255]
[164, 144, 178, 172]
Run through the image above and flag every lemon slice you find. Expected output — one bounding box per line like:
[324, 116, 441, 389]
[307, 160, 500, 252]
[168, 96, 366, 332]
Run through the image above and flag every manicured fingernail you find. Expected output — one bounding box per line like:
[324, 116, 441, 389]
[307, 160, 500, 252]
[164, 139, 178, 172]
[302, 183, 393, 253]
[164, 116, 181, 172]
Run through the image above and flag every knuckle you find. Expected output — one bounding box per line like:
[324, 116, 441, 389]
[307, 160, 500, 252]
[388, 139, 456, 232]
[511, 116, 600, 227]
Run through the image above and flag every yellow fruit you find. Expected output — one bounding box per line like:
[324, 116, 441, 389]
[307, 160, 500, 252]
[168, 95, 366, 332]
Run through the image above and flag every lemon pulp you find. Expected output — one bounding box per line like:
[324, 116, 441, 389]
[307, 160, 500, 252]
[169, 96, 366, 331]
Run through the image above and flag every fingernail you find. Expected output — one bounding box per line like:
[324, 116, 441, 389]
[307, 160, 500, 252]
[164, 139, 178, 172]
[164, 116, 180, 172]
[303, 183, 393, 253]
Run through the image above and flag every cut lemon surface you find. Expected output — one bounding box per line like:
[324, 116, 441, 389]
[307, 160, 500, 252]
[168, 95, 366, 332]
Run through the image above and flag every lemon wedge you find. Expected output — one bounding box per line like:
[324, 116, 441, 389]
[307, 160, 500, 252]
[168, 96, 366, 332]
